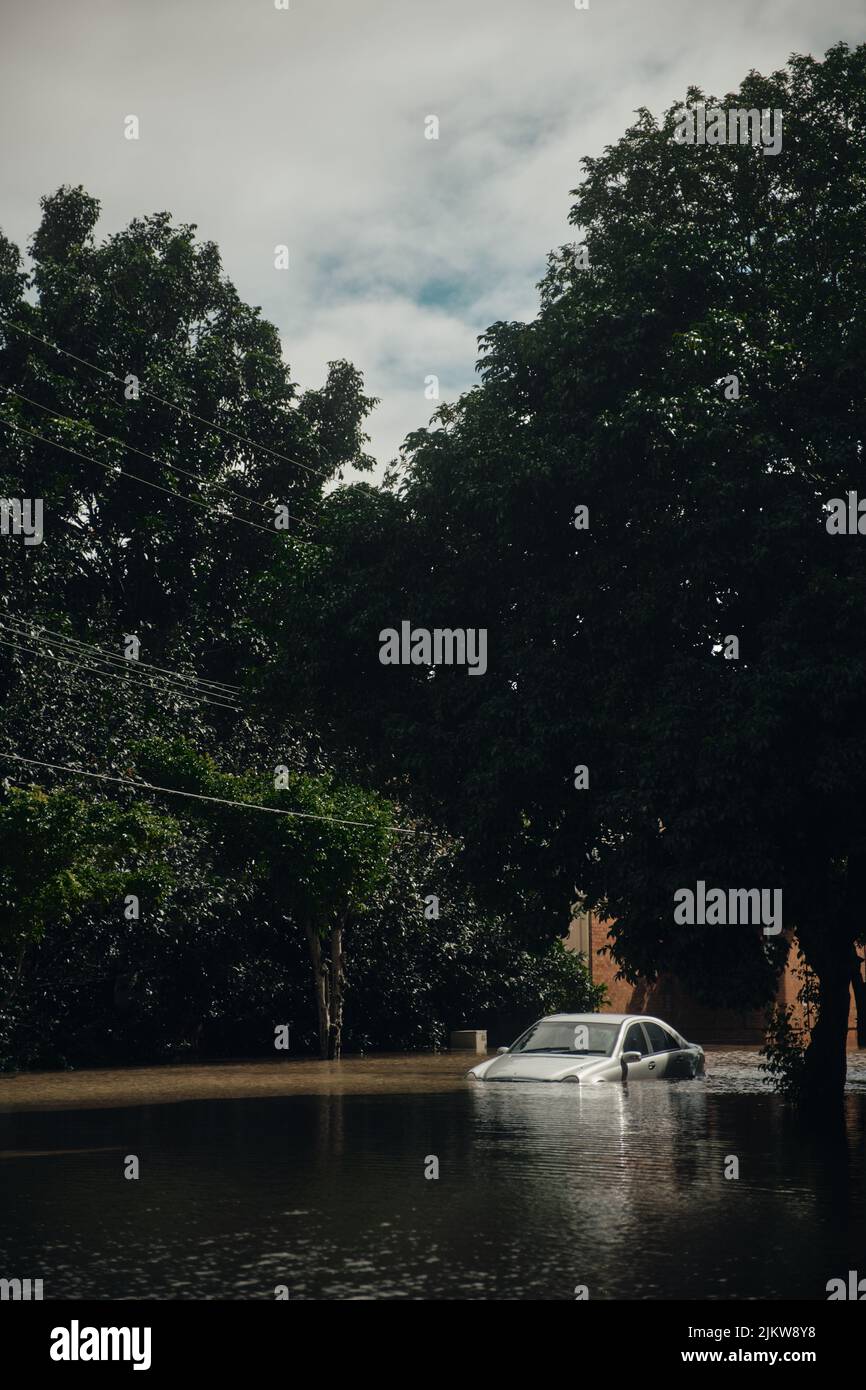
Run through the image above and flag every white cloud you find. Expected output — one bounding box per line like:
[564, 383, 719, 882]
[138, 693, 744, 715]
[0, 0, 862, 470]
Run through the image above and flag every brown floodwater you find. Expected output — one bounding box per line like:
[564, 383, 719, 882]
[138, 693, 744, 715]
[0, 1052, 475, 1113]
[1, 1050, 866, 1299]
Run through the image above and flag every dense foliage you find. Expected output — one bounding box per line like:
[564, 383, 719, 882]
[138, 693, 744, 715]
[262, 44, 866, 1107]
[0, 186, 597, 1069]
[0, 812, 599, 1069]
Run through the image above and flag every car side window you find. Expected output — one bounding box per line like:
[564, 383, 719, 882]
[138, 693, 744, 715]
[623, 1023, 649, 1056]
[660, 1026, 681, 1051]
[644, 1022, 672, 1053]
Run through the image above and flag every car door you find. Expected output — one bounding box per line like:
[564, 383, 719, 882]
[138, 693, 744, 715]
[654, 1023, 703, 1079]
[619, 1021, 655, 1080]
[642, 1020, 675, 1078]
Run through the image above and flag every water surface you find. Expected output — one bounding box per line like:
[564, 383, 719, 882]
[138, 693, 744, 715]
[2, 1050, 865, 1299]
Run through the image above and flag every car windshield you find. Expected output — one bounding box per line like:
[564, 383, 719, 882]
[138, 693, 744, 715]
[509, 1021, 620, 1056]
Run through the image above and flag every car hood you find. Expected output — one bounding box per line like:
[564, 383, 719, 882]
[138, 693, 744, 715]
[472, 1052, 608, 1082]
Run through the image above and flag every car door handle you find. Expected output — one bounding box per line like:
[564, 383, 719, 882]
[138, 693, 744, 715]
[648, 1061, 656, 1070]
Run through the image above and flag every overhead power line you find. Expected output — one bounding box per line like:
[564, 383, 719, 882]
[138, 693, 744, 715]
[0, 752, 413, 834]
[0, 623, 241, 709]
[2, 387, 316, 533]
[0, 633, 241, 713]
[0, 626, 242, 711]
[1, 616, 241, 696]
[0, 416, 283, 538]
[0, 315, 330, 480]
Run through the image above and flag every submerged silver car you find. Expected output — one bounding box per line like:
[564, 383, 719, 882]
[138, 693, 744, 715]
[467, 1013, 705, 1084]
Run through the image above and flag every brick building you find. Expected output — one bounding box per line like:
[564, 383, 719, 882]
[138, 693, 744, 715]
[566, 911, 863, 1047]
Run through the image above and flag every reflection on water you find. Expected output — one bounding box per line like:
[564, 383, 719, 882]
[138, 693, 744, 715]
[2, 1050, 866, 1300]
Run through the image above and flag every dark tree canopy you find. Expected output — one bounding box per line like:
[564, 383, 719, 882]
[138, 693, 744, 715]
[0, 184, 376, 683]
[264, 43, 866, 1104]
[0, 187, 597, 1069]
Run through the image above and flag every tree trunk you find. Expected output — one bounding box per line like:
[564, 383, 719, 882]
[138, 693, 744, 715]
[850, 946, 866, 1049]
[328, 919, 346, 1061]
[305, 923, 330, 1060]
[801, 943, 852, 1111]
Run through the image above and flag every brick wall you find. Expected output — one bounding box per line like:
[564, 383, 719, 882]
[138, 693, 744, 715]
[566, 912, 861, 1047]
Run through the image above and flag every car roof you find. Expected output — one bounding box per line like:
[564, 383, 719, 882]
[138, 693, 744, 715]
[542, 1013, 630, 1023]
[541, 1013, 672, 1026]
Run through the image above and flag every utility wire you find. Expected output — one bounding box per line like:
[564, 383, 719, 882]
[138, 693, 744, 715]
[1, 387, 316, 534]
[0, 628, 242, 710]
[0, 752, 412, 833]
[0, 315, 330, 481]
[1, 616, 242, 698]
[0, 634, 241, 713]
[0, 416, 283, 538]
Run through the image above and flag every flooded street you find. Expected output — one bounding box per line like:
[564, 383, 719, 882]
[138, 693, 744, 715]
[2, 1050, 866, 1300]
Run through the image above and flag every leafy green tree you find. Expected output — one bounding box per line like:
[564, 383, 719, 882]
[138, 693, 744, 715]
[346, 827, 604, 1051]
[0, 782, 177, 1004]
[0, 812, 599, 1069]
[0, 185, 376, 686]
[265, 43, 866, 1109]
[0, 188, 387, 1067]
[134, 738, 396, 1058]
[0, 186, 602, 1073]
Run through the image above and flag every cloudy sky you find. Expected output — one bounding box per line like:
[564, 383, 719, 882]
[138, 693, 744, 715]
[1, 0, 862, 471]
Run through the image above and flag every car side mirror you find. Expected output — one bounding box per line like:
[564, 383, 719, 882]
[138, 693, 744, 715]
[496, 1047, 509, 1055]
[621, 1051, 641, 1065]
